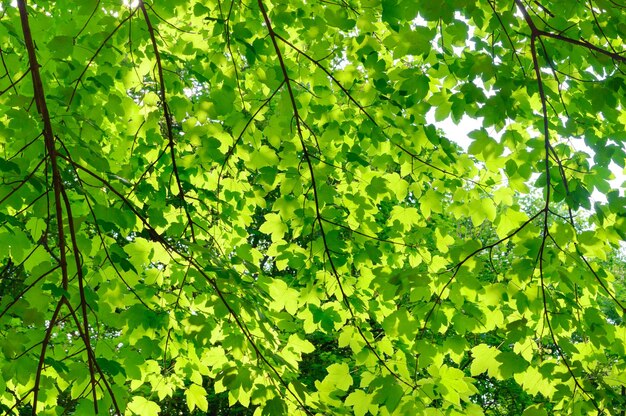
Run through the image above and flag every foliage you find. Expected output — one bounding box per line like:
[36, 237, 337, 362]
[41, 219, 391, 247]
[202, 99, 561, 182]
[0, 0, 626, 415]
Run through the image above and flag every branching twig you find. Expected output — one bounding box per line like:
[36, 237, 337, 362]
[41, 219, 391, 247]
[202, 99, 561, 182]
[139, 0, 196, 241]
[61, 152, 315, 415]
[514, 1, 606, 410]
[259, 0, 420, 395]
[67, 10, 137, 110]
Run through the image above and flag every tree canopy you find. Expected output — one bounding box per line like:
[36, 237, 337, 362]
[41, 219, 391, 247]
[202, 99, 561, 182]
[1, 0, 626, 414]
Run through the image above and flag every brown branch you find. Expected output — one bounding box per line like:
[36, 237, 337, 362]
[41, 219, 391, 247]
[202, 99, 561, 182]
[17, 0, 68, 290]
[0, 47, 18, 95]
[419, 209, 544, 337]
[517, 0, 623, 319]
[145, 3, 195, 34]
[274, 33, 490, 188]
[6, 132, 42, 160]
[533, 0, 555, 17]
[0, 265, 60, 321]
[217, 79, 285, 214]
[125, 145, 169, 199]
[17, 4, 72, 410]
[30, 299, 64, 415]
[259, 0, 352, 302]
[539, 29, 626, 63]
[487, 0, 527, 77]
[0, 156, 47, 206]
[0, 67, 30, 97]
[514, 1, 605, 411]
[60, 185, 98, 411]
[73, 0, 101, 40]
[217, 0, 246, 110]
[18, 3, 122, 412]
[55, 138, 155, 310]
[61, 153, 314, 415]
[139, 0, 196, 241]
[588, 0, 623, 57]
[67, 9, 136, 109]
[162, 262, 191, 370]
[259, 0, 419, 395]
[62, 297, 122, 414]
[321, 217, 416, 248]
[515, 0, 626, 65]
[536, 37, 569, 117]
[576, 247, 626, 312]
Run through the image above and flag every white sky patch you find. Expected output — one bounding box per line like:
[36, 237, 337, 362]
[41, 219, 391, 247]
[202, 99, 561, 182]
[0, 0, 18, 9]
[566, 138, 625, 203]
[413, 14, 428, 27]
[422, 7, 625, 205]
[431, 112, 626, 204]
[122, 0, 139, 8]
[426, 110, 481, 151]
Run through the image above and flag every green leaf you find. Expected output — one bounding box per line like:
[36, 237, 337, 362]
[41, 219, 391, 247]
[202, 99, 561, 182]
[259, 213, 288, 242]
[185, 383, 209, 412]
[318, 363, 353, 392]
[467, 129, 503, 161]
[522, 404, 548, 416]
[47, 35, 73, 57]
[127, 396, 160, 416]
[470, 344, 501, 378]
[2, 2, 626, 415]
[345, 389, 374, 416]
[262, 397, 287, 415]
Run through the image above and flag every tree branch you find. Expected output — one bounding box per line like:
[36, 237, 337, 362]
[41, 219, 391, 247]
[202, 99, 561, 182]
[139, 0, 196, 241]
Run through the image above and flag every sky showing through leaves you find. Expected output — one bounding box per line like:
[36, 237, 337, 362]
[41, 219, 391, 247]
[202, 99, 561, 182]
[0, 1, 625, 415]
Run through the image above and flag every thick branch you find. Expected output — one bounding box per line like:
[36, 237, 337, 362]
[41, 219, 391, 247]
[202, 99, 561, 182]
[60, 187, 98, 411]
[17, 0, 68, 290]
[17, 2, 72, 412]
